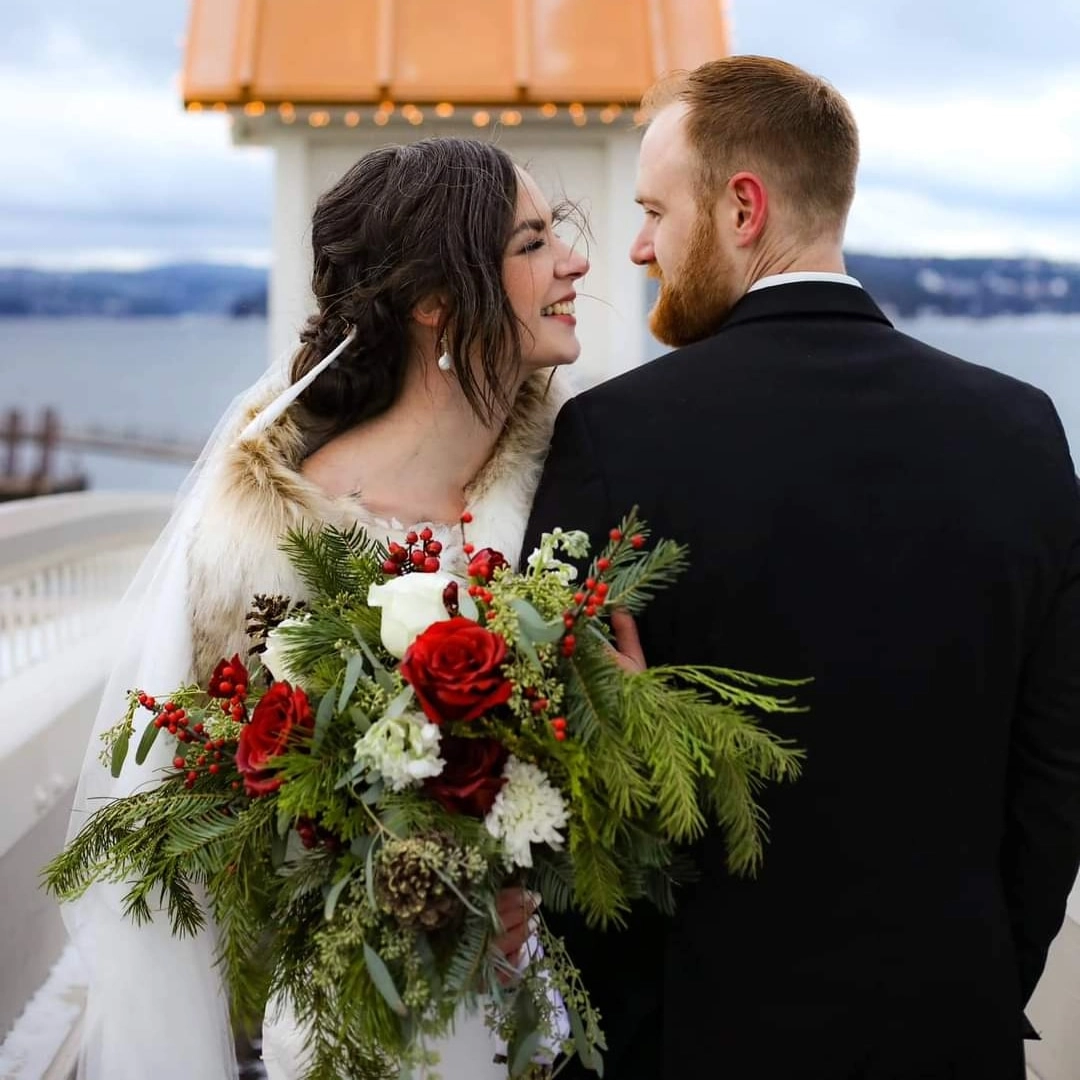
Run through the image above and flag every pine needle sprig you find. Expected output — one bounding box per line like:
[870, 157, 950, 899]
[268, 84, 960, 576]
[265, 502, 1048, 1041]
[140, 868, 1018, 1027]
[280, 524, 386, 603]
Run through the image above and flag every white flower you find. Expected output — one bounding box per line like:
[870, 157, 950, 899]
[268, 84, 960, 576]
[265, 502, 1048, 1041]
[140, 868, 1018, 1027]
[261, 615, 309, 683]
[484, 756, 569, 869]
[367, 570, 460, 658]
[525, 528, 590, 585]
[354, 710, 444, 792]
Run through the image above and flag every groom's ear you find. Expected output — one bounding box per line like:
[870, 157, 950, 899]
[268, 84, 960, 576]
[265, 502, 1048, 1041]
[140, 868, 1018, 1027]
[727, 172, 768, 247]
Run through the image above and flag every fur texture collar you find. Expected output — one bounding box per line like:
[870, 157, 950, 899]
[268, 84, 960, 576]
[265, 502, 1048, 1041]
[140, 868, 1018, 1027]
[186, 373, 567, 682]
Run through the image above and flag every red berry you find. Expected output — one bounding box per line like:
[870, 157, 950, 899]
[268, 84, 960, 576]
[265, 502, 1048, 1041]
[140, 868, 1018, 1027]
[167, 724, 177, 735]
[231, 781, 240, 791]
[217, 681, 233, 696]
[209, 763, 220, 775]
[595, 582, 609, 597]
[197, 755, 207, 766]
[423, 556, 441, 573]
[186, 770, 198, 783]
[235, 683, 247, 697]
[184, 778, 195, 789]
[554, 730, 566, 741]
[631, 535, 645, 549]
[173, 756, 185, 769]
[145, 696, 155, 708]
[154, 716, 166, 729]
[462, 543, 475, 555]
[574, 591, 586, 604]
[194, 722, 205, 734]
[164, 702, 177, 713]
[178, 716, 189, 728]
[609, 529, 623, 542]
[405, 530, 419, 544]
[563, 634, 576, 650]
[524, 687, 537, 699]
[585, 605, 598, 618]
[460, 511, 474, 524]
[585, 578, 596, 590]
[531, 699, 549, 714]
[419, 527, 433, 542]
[597, 558, 611, 572]
[221, 666, 234, 679]
[426, 540, 443, 556]
[410, 550, 426, 566]
[552, 717, 567, 730]
[381, 559, 399, 574]
[563, 613, 576, 628]
[482, 590, 494, 604]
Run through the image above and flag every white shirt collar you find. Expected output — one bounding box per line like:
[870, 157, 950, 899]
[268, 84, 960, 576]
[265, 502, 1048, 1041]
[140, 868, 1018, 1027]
[748, 271, 862, 293]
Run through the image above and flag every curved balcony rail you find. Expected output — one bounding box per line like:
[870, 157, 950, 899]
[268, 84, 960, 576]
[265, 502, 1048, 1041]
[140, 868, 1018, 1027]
[0, 493, 171, 1076]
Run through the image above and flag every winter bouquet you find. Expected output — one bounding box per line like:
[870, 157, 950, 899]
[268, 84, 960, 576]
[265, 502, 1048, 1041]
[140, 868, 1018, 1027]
[45, 512, 804, 1079]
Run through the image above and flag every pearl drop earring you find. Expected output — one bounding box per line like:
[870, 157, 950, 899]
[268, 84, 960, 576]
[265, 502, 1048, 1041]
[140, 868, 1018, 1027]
[437, 336, 453, 372]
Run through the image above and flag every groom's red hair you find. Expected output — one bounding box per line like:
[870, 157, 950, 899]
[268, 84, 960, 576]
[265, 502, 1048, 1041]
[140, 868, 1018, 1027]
[642, 56, 860, 239]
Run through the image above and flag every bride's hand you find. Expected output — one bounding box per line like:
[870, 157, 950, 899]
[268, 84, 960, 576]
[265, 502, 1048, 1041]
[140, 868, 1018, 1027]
[492, 887, 539, 984]
[611, 609, 646, 673]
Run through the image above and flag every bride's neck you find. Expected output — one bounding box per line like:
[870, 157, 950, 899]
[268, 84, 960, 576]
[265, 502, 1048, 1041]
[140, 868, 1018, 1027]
[325, 363, 521, 524]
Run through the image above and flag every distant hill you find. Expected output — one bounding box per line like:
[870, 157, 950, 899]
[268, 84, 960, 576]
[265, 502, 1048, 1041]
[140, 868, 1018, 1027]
[0, 263, 268, 318]
[0, 256, 1077, 319]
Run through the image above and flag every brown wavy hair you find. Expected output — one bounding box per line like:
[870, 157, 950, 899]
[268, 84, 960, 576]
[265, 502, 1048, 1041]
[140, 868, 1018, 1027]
[289, 138, 525, 438]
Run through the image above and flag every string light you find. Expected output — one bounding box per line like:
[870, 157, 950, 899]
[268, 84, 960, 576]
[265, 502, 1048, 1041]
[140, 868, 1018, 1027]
[379, 99, 395, 113]
[568, 102, 585, 118]
[279, 102, 296, 124]
[308, 110, 331, 127]
[186, 101, 204, 112]
[407, 110, 424, 125]
[212, 102, 227, 112]
[539, 103, 558, 118]
[243, 101, 266, 117]
[500, 109, 523, 126]
[572, 112, 588, 127]
[374, 111, 390, 126]
[600, 104, 623, 124]
[472, 110, 491, 127]
[435, 102, 455, 118]
[344, 111, 361, 127]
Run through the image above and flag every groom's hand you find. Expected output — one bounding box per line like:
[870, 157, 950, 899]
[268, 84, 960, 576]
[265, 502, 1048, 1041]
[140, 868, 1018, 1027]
[611, 609, 647, 673]
[492, 887, 540, 984]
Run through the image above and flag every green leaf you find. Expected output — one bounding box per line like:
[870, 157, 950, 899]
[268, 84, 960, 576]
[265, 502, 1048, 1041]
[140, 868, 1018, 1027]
[509, 1030, 543, 1078]
[354, 633, 395, 694]
[109, 725, 132, 778]
[323, 873, 351, 920]
[383, 685, 414, 720]
[133, 718, 161, 766]
[363, 943, 408, 1016]
[364, 837, 378, 908]
[569, 1007, 599, 1069]
[337, 651, 365, 713]
[508, 597, 564, 644]
[312, 688, 337, 750]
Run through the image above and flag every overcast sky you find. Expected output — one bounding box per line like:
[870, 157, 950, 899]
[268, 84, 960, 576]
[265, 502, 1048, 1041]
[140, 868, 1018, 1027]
[1, 0, 1077, 269]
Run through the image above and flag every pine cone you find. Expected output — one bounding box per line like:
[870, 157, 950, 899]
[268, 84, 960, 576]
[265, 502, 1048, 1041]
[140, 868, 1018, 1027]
[245, 594, 305, 655]
[374, 835, 468, 932]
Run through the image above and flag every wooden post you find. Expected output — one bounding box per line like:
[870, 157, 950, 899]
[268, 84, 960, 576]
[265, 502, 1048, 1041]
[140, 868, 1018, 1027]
[2, 409, 19, 477]
[34, 409, 59, 486]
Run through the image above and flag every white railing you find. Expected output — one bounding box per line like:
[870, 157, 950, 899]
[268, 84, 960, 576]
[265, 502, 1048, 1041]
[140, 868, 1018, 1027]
[0, 493, 171, 1069]
[0, 493, 172, 684]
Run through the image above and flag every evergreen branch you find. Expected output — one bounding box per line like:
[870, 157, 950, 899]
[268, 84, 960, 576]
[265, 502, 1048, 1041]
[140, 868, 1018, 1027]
[600, 538, 690, 615]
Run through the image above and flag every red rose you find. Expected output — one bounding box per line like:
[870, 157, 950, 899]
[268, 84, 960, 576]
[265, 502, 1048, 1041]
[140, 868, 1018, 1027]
[424, 735, 508, 817]
[235, 682, 313, 797]
[209, 654, 249, 699]
[467, 547, 509, 583]
[400, 616, 512, 724]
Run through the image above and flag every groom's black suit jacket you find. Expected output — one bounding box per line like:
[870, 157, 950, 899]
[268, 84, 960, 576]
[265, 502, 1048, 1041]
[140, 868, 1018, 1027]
[523, 283, 1080, 1080]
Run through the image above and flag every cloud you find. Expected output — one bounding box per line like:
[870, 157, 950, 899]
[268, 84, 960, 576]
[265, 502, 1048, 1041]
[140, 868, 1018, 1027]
[0, 21, 272, 265]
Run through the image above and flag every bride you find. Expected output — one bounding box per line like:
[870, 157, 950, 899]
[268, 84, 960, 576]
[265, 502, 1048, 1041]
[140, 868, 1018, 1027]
[64, 137, 588, 1079]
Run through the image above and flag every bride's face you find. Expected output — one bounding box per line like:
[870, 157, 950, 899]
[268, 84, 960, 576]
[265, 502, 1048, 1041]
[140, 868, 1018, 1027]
[502, 168, 589, 373]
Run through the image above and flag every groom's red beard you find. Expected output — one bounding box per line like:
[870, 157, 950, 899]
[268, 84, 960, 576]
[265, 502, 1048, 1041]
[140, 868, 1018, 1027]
[648, 217, 741, 348]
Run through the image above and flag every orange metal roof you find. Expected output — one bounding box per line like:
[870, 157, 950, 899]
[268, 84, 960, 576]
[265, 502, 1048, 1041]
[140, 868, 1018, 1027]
[182, 0, 730, 108]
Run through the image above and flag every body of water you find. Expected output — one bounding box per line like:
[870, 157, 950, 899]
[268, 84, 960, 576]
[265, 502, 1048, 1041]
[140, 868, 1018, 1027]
[2, 314, 1080, 493]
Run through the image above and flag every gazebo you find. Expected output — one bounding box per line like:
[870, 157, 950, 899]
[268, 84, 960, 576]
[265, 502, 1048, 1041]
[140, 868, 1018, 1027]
[181, 0, 730, 382]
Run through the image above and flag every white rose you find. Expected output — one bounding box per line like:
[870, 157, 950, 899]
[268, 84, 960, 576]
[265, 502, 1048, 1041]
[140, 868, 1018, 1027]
[261, 615, 309, 683]
[367, 571, 460, 658]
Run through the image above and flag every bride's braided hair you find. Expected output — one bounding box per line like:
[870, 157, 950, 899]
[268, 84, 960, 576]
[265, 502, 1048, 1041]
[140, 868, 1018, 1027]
[290, 138, 525, 438]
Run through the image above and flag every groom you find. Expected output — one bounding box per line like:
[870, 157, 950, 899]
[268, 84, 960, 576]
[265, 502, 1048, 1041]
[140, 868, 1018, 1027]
[524, 55, 1080, 1079]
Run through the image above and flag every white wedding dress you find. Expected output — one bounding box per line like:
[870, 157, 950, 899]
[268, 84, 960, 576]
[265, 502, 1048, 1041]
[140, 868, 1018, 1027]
[64, 334, 567, 1080]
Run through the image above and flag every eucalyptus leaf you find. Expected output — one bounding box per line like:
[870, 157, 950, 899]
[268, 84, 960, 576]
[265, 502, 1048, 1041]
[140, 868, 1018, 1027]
[365, 837, 378, 908]
[109, 726, 132, 778]
[509, 1030, 543, 1078]
[313, 688, 337, 750]
[509, 597, 565, 644]
[457, 588, 479, 621]
[350, 834, 373, 859]
[323, 873, 351, 920]
[569, 1008, 600, 1070]
[133, 719, 161, 766]
[360, 779, 385, 805]
[337, 651, 365, 713]
[363, 943, 408, 1016]
[383, 685, 415, 720]
[354, 634, 395, 693]
[335, 761, 367, 790]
